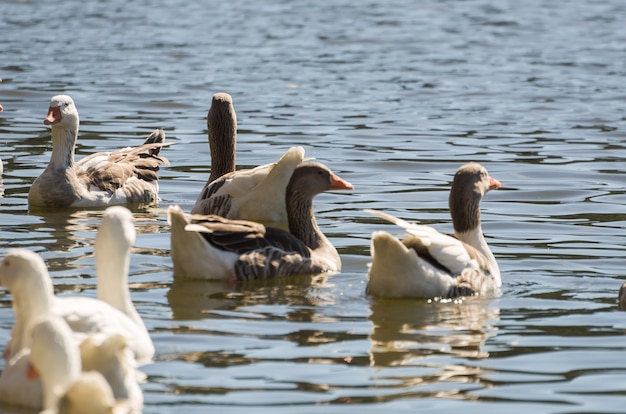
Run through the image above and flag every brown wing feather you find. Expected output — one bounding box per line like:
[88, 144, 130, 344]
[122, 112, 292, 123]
[188, 214, 311, 257]
[77, 142, 169, 193]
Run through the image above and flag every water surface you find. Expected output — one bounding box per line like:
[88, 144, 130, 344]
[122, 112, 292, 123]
[1, 0, 626, 412]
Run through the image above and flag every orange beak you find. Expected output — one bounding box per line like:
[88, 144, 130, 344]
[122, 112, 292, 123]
[43, 106, 62, 125]
[330, 172, 354, 190]
[489, 177, 501, 190]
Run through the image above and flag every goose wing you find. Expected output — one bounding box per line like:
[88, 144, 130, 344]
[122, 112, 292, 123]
[365, 209, 489, 275]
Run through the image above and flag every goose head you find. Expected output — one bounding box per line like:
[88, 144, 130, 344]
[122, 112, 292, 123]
[28, 316, 82, 411]
[44, 95, 79, 129]
[95, 206, 136, 261]
[285, 162, 353, 249]
[286, 162, 354, 201]
[0, 249, 53, 297]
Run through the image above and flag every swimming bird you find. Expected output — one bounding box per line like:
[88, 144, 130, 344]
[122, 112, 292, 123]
[29, 316, 140, 414]
[191, 92, 305, 222]
[0, 247, 153, 366]
[170, 162, 354, 280]
[94, 206, 155, 365]
[79, 333, 143, 411]
[28, 94, 169, 208]
[366, 162, 501, 299]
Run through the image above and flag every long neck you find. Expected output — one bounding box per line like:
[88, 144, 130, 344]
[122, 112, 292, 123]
[49, 123, 77, 169]
[208, 114, 236, 183]
[286, 190, 328, 250]
[450, 185, 481, 235]
[450, 188, 500, 278]
[40, 333, 81, 411]
[13, 280, 55, 352]
[95, 241, 143, 328]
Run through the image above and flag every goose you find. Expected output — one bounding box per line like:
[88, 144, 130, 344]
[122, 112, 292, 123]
[365, 162, 501, 299]
[0, 247, 153, 366]
[28, 94, 170, 208]
[54, 371, 129, 414]
[190, 92, 305, 222]
[0, 317, 142, 412]
[29, 316, 140, 414]
[170, 162, 354, 280]
[94, 206, 154, 365]
[79, 334, 143, 411]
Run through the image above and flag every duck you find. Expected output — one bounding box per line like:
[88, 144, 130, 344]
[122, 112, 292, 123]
[28, 94, 170, 208]
[365, 162, 501, 299]
[0, 210, 155, 365]
[29, 316, 140, 414]
[170, 162, 354, 280]
[190, 92, 305, 222]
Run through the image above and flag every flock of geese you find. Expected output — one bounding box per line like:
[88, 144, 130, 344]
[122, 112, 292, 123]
[0, 92, 514, 412]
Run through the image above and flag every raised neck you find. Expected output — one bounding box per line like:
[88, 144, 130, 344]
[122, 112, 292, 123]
[285, 187, 329, 251]
[49, 123, 77, 169]
[13, 277, 55, 353]
[449, 179, 482, 234]
[95, 239, 143, 328]
[207, 96, 237, 182]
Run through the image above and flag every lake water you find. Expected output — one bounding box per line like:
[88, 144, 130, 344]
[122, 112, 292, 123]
[1, 0, 626, 412]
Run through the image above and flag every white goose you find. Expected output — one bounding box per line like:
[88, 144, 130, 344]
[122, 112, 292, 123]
[29, 316, 140, 414]
[366, 162, 501, 299]
[170, 162, 354, 280]
[0, 207, 154, 366]
[94, 206, 154, 365]
[28, 94, 170, 208]
[79, 334, 143, 411]
[191, 92, 305, 222]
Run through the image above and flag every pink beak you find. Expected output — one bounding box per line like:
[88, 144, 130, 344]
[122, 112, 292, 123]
[43, 106, 62, 125]
[330, 172, 355, 190]
[489, 177, 501, 190]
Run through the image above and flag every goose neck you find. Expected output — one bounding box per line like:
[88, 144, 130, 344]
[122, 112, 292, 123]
[49, 124, 77, 169]
[286, 191, 326, 249]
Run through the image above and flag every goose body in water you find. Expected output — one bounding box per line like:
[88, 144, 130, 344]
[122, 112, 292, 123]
[0, 207, 154, 366]
[191, 92, 304, 222]
[366, 162, 501, 299]
[29, 316, 140, 413]
[171, 162, 353, 280]
[28, 95, 169, 208]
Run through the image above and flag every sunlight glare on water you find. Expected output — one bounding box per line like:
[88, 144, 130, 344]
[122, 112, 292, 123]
[2, 0, 626, 412]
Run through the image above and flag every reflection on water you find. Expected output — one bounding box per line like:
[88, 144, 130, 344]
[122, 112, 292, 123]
[167, 274, 332, 320]
[368, 297, 499, 367]
[3, 0, 626, 412]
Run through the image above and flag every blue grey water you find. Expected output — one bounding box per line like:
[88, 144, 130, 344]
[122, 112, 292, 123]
[1, 0, 626, 412]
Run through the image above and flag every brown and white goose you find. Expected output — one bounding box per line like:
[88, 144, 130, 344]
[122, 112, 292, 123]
[191, 92, 305, 222]
[170, 162, 354, 280]
[28, 95, 170, 208]
[366, 162, 501, 299]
